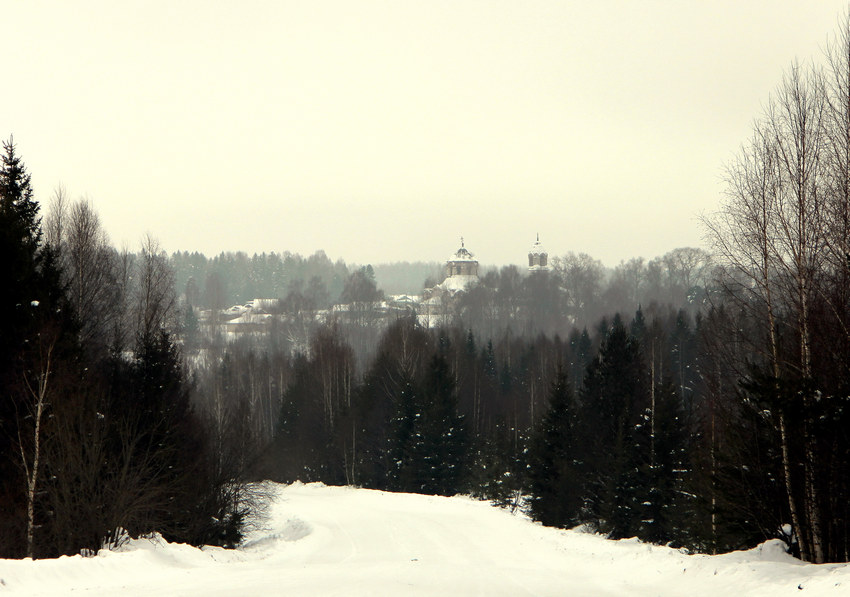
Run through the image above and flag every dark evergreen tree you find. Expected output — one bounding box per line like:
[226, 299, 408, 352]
[709, 368, 790, 553]
[387, 372, 425, 492]
[273, 351, 336, 483]
[348, 351, 395, 488]
[483, 340, 497, 380]
[420, 353, 468, 495]
[639, 376, 690, 545]
[528, 371, 582, 527]
[0, 137, 40, 291]
[0, 136, 43, 385]
[122, 330, 212, 541]
[567, 327, 592, 396]
[578, 314, 651, 539]
[630, 305, 647, 340]
[181, 304, 201, 350]
[0, 138, 79, 557]
[669, 309, 698, 416]
[386, 353, 468, 496]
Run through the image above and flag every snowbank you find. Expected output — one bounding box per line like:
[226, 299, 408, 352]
[0, 482, 847, 596]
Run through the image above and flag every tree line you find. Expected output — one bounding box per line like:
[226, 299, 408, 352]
[223, 297, 758, 553]
[171, 248, 712, 335]
[177, 246, 712, 386]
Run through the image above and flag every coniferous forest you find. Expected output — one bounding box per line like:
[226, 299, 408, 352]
[3, 13, 850, 565]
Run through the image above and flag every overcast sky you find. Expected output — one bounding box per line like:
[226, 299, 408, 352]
[4, 1, 849, 267]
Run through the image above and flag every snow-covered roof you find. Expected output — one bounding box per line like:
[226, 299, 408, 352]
[529, 234, 547, 256]
[225, 305, 248, 316]
[390, 294, 421, 304]
[225, 312, 272, 325]
[439, 274, 478, 293]
[448, 248, 476, 262]
[220, 298, 280, 320]
[246, 298, 280, 312]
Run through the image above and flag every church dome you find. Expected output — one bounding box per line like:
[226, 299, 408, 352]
[449, 238, 476, 262]
[444, 237, 479, 285]
[529, 234, 546, 256]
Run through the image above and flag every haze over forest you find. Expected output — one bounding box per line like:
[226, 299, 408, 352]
[5, 1, 850, 266]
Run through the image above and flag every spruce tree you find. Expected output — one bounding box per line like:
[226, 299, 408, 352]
[528, 371, 582, 527]
[388, 373, 425, 492]
[578, 314, 651, 539]
[420, 353, 468, 495]
[0, 138, 68, 557]
[568, 328, 592, 395]
[0, 136, 43, 371]
[388, 354, 468, 496]
[639, 376, 689, 545]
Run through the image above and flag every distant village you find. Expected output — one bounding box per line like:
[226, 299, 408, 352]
[195, 236, 549, 341]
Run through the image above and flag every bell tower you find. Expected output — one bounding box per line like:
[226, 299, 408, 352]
[528, 234, 549, 271]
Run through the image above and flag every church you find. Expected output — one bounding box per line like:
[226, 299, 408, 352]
[437, 237, 480, 293]
[417, 236, 549, 325]
[431, 234, 550, 294]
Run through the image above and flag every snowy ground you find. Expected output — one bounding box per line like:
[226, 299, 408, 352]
[1, 483, 848, 596]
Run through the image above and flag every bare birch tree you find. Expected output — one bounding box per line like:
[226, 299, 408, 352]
[16, 328, 58, 558]
[706, 51, 847, 562]
[43, 186, 69, 251]
[135, 234, 177, 341]
[823, 9, 850, 347]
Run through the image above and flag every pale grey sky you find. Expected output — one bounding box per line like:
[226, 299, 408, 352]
[4, 1, 848, 266]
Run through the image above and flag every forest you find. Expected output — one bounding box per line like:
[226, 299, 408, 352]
[3, 13, 850, 566]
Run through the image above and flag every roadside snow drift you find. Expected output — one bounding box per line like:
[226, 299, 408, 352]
[1, 482, 848, 596]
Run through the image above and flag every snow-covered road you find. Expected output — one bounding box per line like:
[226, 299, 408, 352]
[1, 482, 848, 596]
